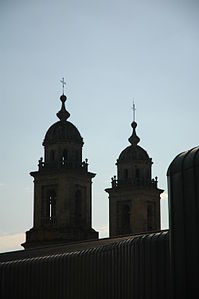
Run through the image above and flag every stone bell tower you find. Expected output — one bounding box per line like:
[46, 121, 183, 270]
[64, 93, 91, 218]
[23, 87, 98, 249]
[106, 106, 163, 237]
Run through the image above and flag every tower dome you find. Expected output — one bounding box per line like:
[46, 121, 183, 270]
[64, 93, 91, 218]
[43, 121, 83, 146]
[43, 94, 83, 146]
[118, 121, 150, 163]
[116, 120, 152, 182]
[117, 120, 151, 163]
[118, 145, 149, 162]
[39, 92, 85, 170]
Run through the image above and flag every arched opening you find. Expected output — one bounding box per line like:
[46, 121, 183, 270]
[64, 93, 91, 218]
[147, 202, 155, 231]
[62, 149, 68, 165]
[50, 150, 55, 161]
[46, 190, 56, 224]
[120, 204, 131, 234]
[75, 190, 83, 225]
[124, 169, 128, 180]
[136, 168, 140, 178]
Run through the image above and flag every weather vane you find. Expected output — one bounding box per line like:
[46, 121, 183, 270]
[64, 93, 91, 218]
[132, 98, 136, 122]
[60, 77, 66, 94]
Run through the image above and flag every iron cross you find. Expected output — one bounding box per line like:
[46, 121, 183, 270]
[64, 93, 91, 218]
[60, 77, 66, 94]
[132, 99, 136, 122]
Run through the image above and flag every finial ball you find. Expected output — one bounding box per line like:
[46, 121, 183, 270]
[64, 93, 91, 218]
[131, 121, 137, 129]
[60, 94, 67, 103]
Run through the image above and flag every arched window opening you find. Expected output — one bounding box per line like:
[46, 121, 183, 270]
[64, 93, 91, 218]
[50, 150, 55, 161]
[136, 168, 140, 178]
[75, 190, 83, 225]
[121, 204, 131, 234]
[124, 169, 128, 180]
[62, 149, 68, 165]
[147, 202, 155, 231]
[46, 190, 56, 224]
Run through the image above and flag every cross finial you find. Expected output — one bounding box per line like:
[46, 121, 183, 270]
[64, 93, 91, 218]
[132, 98, 136, 122]
[60, 77, 66, 94]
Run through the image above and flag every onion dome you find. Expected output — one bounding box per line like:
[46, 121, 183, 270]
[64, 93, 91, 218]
[43, 94, 83, 146]
[118, 121, 150, 162]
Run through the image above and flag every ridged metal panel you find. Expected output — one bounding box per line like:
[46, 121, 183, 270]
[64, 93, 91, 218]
[0, 231, 170, 299]
[168, 146, 199, 298]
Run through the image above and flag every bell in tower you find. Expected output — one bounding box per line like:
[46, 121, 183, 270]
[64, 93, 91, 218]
[22, 85, 98, 249]
[105, 104, 163, 237]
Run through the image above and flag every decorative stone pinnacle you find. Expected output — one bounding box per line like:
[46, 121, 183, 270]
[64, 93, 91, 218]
[128, 121, 140, 146]
[56, 94, 70, 121]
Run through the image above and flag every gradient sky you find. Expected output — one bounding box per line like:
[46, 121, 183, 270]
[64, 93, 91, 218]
[1, 0, 199, 252]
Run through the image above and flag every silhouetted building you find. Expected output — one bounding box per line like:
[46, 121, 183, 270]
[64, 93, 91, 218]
[106, 120, 163, 236]
[167, 146, 199, 298]
[1, 145, 199, 298]
[22, 93, 98, 249]
[2, 87, 199, 298]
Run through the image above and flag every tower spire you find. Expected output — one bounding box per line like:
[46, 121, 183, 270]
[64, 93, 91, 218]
[128, 100, 140, 146]
[57, 78, 70, 121]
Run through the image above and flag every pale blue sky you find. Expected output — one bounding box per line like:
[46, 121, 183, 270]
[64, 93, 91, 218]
[1, 0, 199, 252]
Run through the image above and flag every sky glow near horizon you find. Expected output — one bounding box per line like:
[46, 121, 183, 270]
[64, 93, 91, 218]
[1, 0, 199, 252]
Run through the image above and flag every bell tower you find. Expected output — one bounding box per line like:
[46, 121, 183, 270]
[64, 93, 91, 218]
[23, 87, 98, 249]
[106, 107, 163, 237]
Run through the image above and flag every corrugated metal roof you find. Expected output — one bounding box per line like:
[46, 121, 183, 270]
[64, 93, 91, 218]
[0, 230, 168, 262]
[0, 230, 170, 299]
